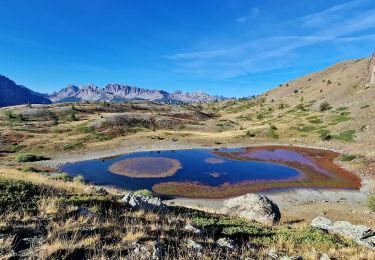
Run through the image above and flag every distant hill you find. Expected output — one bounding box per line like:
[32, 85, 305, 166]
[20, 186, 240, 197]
[49, 84, 226, 104]
[0, 75, 51, 107]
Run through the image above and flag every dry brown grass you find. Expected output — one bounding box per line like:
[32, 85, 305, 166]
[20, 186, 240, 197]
[0, 167, 374, 259]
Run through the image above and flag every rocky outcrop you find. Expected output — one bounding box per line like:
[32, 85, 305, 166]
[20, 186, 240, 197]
[222, 194, 281, 225]
[122, 193, 168, 213]
[311, 217, 375, 250]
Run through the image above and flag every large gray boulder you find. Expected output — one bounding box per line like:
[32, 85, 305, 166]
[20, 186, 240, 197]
[311, 217, 375, 250]
[222, 194, 281, 225]
[122, 193, 168, 213]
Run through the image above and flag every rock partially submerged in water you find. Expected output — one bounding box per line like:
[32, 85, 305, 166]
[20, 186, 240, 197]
[311, 216, 375, 250]
[122, 193, 168, 213]
[222, 193, 281, 225]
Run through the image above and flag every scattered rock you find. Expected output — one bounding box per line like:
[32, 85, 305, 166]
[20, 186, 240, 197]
[76, 207, 95, 218]
[122, 193, 168, 212]
[311, 216, 375, 250]
[223, 193, 281, 225]
[183, 224, 202, 235]
[216, 238, 236, 249]
[14, 235, 45, 253]
[0, 233, 7, 244]
[186, 239, 203, 251]
[267, 250, 278, 259]
[279, 256, 303, 260]
[319, 253, 331, 260]
[84, 186, 109, 195]
[130, 242, 152, 260]
[151, 240, 164, 260]
[95, 187, 110, 195]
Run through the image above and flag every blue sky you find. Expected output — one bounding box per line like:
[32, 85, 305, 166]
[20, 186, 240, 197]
[0, 0, 374, 97]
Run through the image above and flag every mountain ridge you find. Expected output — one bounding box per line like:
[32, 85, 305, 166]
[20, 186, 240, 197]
[0, 75, 52, 107]
[49, 83, 226, 104]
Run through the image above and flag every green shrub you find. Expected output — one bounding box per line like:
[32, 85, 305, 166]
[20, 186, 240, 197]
[334, 130, 355, 142]
[319, 102, 332, 111]
[297, 125, 316, 132]
[336, 106, 348, 111]
[0, 179, 53, 213]
[17, 154, 48, 162]
[266, 129, 279, 139]
[70, 112, 78, 121]
[296, 104, 305, 111]
[134, 189, 154, 198]
[73, 175, 85, 183]
[309, 118, 322, 124]
[51, 173, 72, 182]
[5, 111, 16, 119]
[246, 131, 256, 137]
[23, 166, 43, 173]
[270, 125, 277, 130]
[319, 130, 332, 141]
[339, 154, 357, 161]
[367, 194, 375, 212]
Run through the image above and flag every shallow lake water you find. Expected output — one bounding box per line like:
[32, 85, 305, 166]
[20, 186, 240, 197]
[61, 146, 361, 198]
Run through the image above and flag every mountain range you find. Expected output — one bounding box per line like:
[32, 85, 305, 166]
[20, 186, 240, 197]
[0, 76, 226, 107]
[0, 75, 51, 107]
[48, 84, 226, 104]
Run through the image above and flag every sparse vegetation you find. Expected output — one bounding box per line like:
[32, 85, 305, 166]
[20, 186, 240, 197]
[334, 130, 356, 142]
[245, 130, 256, 137]
[266, 129, 279, 139]
[319, 130, 332, 141]
[73, 175, 85, 183]
[339, 154, 357, 161]
[16, 153, 48, 162]
[319, 101, 332, 111]
[367, 194, 375, 212]
[133, 189, 154, 197]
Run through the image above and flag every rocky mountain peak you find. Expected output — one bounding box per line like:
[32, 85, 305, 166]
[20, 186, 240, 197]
[48, 83, 225, 103]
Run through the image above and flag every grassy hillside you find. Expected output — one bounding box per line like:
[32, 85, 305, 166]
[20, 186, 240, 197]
[1, 55, 375, 258]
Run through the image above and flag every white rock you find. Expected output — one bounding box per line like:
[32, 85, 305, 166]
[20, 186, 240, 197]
[183, 224, 202, 235]
[223, 193, 281, 225]
[216, 238, 236, 249]
[122, 193, 168, 212]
